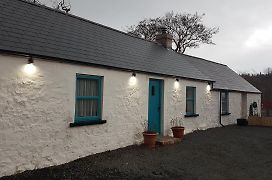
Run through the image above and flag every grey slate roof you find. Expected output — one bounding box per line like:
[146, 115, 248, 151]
[0, 0, 260, 93]
[188, 56, 260, 92]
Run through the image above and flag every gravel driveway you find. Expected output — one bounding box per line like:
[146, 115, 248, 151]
[2, 126, 272, 180]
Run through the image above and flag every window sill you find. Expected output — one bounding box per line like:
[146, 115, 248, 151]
[221, 112, 231, 116]
[184, 114, 199, 118]
[69, 120, 107, 127]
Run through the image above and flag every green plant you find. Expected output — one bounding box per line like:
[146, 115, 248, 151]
[252, 102, 258, 108]
[141, 119, 149, 132]
[170, 115, 184, 127]
[249, 102, 258, 116]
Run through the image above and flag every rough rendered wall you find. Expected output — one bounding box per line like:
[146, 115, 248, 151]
[221, 92, 242, 125]
[0, 54, 244, 176]
[0, 55, 148, 176]
[247, 93, 262, 117]
[163, 79, 219, 135]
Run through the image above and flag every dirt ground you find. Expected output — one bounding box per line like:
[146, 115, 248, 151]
[2, 126, 272, 180]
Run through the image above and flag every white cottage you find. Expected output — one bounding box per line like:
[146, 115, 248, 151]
[0, 0, 261, 177]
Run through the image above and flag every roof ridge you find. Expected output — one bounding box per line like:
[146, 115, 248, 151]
[181, 53, 227, 66]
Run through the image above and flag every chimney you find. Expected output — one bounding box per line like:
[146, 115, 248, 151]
[156, 27, 173, 49]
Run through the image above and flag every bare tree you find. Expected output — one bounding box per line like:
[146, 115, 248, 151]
[127, 18, 160, 41]
[23, 0, 42, 4]
[23, 0, 71, 13]
[56, 0, 71, 13]
[127, 12, 219, 54]
[264, 67, 272, 75]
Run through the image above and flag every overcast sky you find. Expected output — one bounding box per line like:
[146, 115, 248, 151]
[44, 0, 272, 74]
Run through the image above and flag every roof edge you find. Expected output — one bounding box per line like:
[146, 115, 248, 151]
[212, 88, 261, 94]
[0, 49, 215, 83]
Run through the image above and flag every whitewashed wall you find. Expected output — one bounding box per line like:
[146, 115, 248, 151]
[0, 54, 260, 177]
[221, 92, 242, 125]
[0, 54, 150, 176]
[163, 79, 220, 135]
[247, 93, 262, 116]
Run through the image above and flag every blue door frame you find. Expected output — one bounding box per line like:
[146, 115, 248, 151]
[148, 79, 163, 134]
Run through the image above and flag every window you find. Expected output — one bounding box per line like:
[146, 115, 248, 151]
[75, 74, 102, 122]
[186, 87, 196, 115]
[221, 91, 229, 114]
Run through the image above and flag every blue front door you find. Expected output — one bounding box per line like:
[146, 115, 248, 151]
[148, 79, 162, 133]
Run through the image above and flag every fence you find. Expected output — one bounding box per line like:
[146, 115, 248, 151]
[248, 116, 272, 127]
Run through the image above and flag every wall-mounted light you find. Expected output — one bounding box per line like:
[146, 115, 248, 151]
[174, 78, 180, 89]
[28, 56, 34, 64]
[206, 82, 212, 92]
[23, 56, 37, 75]
[129, 72, 137, 86]
[206, 84, 211, 91]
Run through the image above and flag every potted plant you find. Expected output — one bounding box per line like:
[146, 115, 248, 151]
[142, 119, 157, 148]
[170, 115, 185, 139]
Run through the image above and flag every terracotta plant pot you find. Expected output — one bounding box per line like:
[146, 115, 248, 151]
[171, 126, 185, 139]
[142, 131, 157, 148]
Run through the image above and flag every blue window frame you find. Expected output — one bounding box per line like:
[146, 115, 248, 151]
[221, 91, 229, 114]
[75, 74, 102, 122]
[186, 86, 196, 115]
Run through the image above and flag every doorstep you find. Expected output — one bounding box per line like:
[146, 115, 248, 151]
[156, 135, 182, 146]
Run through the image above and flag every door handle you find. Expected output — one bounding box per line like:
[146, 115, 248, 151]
[158, 106, 160, 111]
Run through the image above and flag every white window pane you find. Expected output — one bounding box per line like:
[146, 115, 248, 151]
[76, 99, 98, 117]
[77, 79, 98, 96]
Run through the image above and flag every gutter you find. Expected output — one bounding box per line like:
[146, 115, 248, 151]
[213, 88, 261, 95]
[0, 49, 215, 83]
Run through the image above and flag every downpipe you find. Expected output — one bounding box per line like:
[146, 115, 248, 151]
[219, 91, 225, 127]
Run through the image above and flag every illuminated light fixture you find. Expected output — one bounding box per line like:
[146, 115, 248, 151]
[174, 78, 180, 89]
[129, 72, 137, 86]
[206, 82, 212, 91]
[206, 84, 211, 91]
[24, 56, 37, 75]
